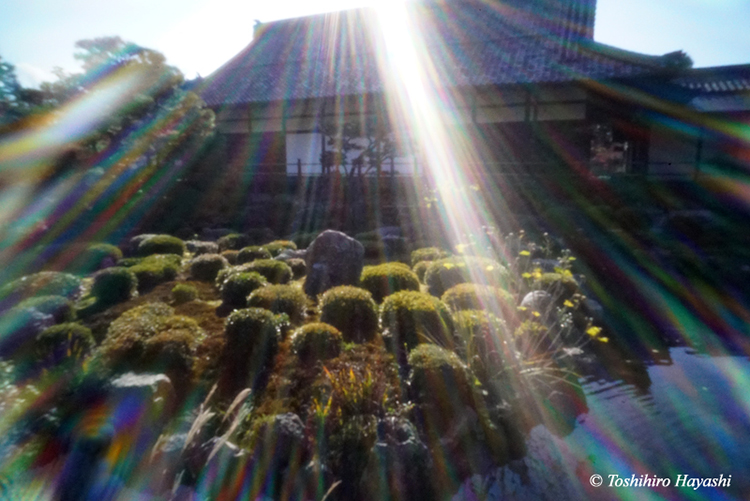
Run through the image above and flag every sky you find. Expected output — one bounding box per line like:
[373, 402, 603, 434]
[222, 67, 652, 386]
[1, 0, 749, 88]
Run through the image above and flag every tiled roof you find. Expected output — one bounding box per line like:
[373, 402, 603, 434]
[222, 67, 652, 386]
[675, 65, 750, 94]
[201, 0, 669, 106]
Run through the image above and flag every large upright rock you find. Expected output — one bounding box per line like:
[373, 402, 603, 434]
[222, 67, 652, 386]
[304, 230, 364, 296]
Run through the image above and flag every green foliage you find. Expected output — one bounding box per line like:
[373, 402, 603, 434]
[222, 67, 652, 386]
[223, 308, 280, 388]
[224, 307, 279, 349]
[441, 283, 515, 315]
[247, 284, 307, 325]
[220, 271, 268, 308]
[319, 286, 379, 343]
[34, 323, 94, 369]
[407, 344, 473, 407]
[263, 240, 297, 257]
[90, 267, 137, 307]
[117, 257, 143, 268]
[172, 283, 198, 304]
[290, 322, 343, 363]
[189, 253, 228, 282]
[532, 272, 579, 301]
[221, 250, 239, 265]
[99, 302, 204, 372]
[379, 291, 455, 353]
[16, 295, 75, 324]
[0, 272, 82, 302]
[424, 256, 509, 297]
[141, 328, 195, 381]
[217, 233, 248, 252]
[130, 254, 181, 292]
[72, 243, 123, 274]
[411, 247, 450, 267]
[236, 246, 271, 264]
[359, 263, 420, 303]
[136, 234, 186, 257]
[244, 259, 292, 285]
[453, 310, 509, 381]
[287, 258, 306, 279]
[413, 260, 431, 283]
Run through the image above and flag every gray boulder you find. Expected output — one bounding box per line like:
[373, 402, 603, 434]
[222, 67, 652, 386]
[304, 230, 364, 296]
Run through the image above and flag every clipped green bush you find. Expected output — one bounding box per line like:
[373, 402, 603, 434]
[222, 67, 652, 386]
[247, 284, 307, 325]
[136, 234, 186, 257]
[360, 263, 420, 303]
[16, 295, 75, 324]
[117, 257, 143, 268]
[220, 271, 268, 308]
[237, 246, 272, 264]
[0, 272, 82, 302]
[453, 309, 509, 378]
[172, 283, 198, 304]
[413, 260, 432, 283]
[319, 286, 379, 344]
[141, 329, 195, 381]
[424, 256, 509, 297]
[411, 247, 450, 267]
[290, 322, 343, 363]
[287, 258, 306, 279]
[90, 267, 137, 307]
[217, 233, 249, 252]
[34, 323, 94, 369]
[223, 308, 280, 385]
[189, 253, 228, 282]
[380, 291, 455, 353]
[263, 240, 297, 257]
[99, 302, 205, 372]
[532, 272, 579, 301]
[72, 243, 123, 274]
[221, 250, 239, 265]
[245, 259, 292, 284]
[130, 254, 181, 292]
[441, 283, 515, 315]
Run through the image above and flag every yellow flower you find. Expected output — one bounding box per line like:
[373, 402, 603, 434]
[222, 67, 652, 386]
[443, 263, 455, 269]
[486, 265, 495, 271]
[586, 326, 602, 337]
[519, 250, 531, 257]
[563, 300, 574, 308]
[598, 337, 610, 343]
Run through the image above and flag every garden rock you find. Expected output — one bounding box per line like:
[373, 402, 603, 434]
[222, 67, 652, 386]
[304, 230, 364, 296]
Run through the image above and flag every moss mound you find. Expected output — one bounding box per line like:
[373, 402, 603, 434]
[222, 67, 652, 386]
[442, 283, 515, 316]
[222, 307, 281, 391]
[16, 295, 75, 324]
[244, 259, 293, 284]
[532, 272, 579, 301]
[220, 271, 268, 309]
[263, 240, 297, 257]
[189, 253, 228, 282]
[72, 243, 123, 274]
[360, 263, 420, 303]
[411, 247, 450, 267]
[407, 344, 473, 408]
[0, 272, 82, 303]
[237, 246, 272, 264]
[172, 283, 199, 304]
[424, 256, 509, 297]
[290, 322, 343, 363]
[380, 291, 455, 353]
[247, 284, 307, 325]
[34, 323, 94, 369]
[217, 233, 249, 252]
[135, 234, 185, 257]
[453, 309, 510, 380]
[90, 267, 137, 308]
[413, 260, 432, 283]
[319, 286, 379, 344]
[130, 254, 181, 292]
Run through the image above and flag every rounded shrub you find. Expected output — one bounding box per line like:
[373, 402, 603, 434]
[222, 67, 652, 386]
[441, 283, 515, 316]
[532, 272, 579, 301]
[319, 286, 379, 344]
[263, 240, 297, 257]
[185, 240, 219, 256]
[0, 272, 82, 302]
[413, 260, 432, 283]
[290, 322, 343, 364]
[141, 329, 195, 381]
[360, 263, 420, 303]
[379, 291, 455, 353]
[135, 234, 186, 257]
[73, 243, 123, 274]
[237, 246, 272, 264]
[217, 233, 249, 252]
[411, 247, 450, 267]
[407, 344, 473, 406]
[90, 267, 137, 307]
[34, 323, 94, 369]
[130, 254, 181, 292]
[117, 257, 143, 268]
[220, 271, 268, 308]
[16, 295, 75, 324]
[172, 283, 199, 304]
[189, 253, 228, 282]
[221, 250, 239, 265]
[245, 259, 292, 284]
[223, 308, 280, 383]
[287, 258, 306, 279]
[247, 284, 307, 325]
[99, 302, 204, 372]
[424, 256, 509, 298]
[453, 309, 509, 379]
